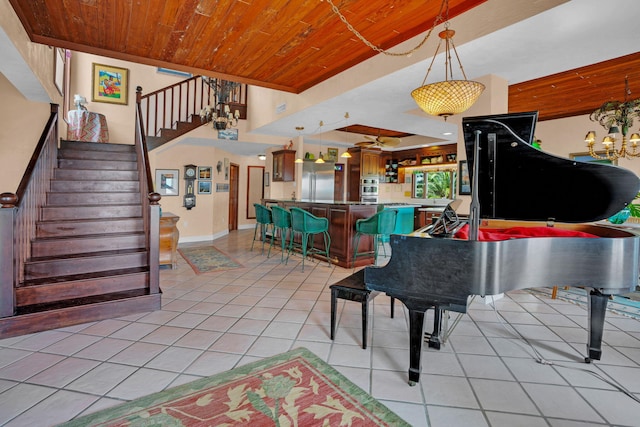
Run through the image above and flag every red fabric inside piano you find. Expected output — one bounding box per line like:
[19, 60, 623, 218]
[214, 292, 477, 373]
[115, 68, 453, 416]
[454, 224, 599, 241]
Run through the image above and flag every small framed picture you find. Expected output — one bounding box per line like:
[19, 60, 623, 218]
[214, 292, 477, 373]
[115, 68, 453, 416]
[264, 172, 270, 187]
[155, 169, 179, 196]
[198, 180, 212, 194]
[218, 128, 238, 140]
[326, 147, 338, 162]
[92, 63, 129, 105]
[198, 166, 212, 180]
[458, 160, 471, 195]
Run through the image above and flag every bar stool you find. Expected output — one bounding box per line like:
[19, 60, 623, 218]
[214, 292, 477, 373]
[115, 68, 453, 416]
[330, 270, 394, 349]
[269, 205, 293, 262]
[289, 207, 331, 271]
[353, 209, 398, 265]
[251, 203, 273, 255]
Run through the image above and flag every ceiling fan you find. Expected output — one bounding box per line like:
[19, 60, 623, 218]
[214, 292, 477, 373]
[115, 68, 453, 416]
[355, 135, 402, 148]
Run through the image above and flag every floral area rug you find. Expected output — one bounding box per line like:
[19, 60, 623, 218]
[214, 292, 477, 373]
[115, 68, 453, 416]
[178, 245, 242, 274]
[58, 347, 409, 427]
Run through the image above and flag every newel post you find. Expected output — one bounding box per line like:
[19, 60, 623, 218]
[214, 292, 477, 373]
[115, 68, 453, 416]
[0, 193, 18, 317]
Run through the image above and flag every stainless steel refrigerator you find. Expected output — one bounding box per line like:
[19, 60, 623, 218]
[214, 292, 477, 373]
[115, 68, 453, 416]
[301, 160, 335, 201]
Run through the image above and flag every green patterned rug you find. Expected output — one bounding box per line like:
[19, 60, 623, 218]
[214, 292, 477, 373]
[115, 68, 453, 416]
[178, 245, 242, 274]
[59, 347, 409, 426]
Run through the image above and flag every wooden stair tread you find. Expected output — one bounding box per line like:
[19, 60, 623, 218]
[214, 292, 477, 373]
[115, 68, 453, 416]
[16, 288, 155, 315]
[33, 231, 145, 241]
[21, 267, 149, 287]
[28, 247, 147, 262]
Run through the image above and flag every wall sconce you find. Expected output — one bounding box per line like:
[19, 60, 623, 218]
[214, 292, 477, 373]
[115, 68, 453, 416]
[258, 154, 266, 161]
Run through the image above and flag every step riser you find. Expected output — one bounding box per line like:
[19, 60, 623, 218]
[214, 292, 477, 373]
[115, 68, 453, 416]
[47, 192, 141, 206]
[60, 141, 136, 153]
[41, 205, 142, 221]
[59, 149, 137, 162]
[25, 253, 148, 280]
[31, 235, 146, 257]
[50, 180, 139, 192]
[54, 169, 139, 181]
[37, 219, 144, 238]
[16, 272, 149, 307]
[58, 159, 138, 170]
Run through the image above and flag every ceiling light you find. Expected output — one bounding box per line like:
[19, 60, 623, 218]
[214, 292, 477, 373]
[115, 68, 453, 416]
[411, 0, 484, 120]
[586, 77, 640, 160]
[257, 154, 266, 161]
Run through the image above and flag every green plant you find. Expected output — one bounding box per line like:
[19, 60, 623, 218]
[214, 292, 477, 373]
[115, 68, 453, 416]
[628, 192, 640, 217]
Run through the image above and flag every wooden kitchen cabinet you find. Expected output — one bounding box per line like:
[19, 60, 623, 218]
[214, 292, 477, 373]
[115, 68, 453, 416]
[159, 212, 180, 269]
[272, 149, 296, 182]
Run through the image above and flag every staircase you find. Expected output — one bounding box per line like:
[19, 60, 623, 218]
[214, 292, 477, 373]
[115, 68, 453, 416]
[0, 138, 160, 336]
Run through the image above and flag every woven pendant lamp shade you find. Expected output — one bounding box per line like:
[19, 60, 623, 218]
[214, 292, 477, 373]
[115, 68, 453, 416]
[412, 80, 485, 118]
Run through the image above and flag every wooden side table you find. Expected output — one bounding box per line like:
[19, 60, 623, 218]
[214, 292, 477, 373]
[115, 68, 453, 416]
[159, 212, 180, 269]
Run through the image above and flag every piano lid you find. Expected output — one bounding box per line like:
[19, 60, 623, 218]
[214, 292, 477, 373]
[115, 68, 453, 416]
[462, 112, 640, 223]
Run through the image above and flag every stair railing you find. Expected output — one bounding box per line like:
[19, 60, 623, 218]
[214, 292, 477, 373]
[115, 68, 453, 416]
[134, 90, 161, 295]
[138, 76, 247, 149]
[0, 104, 59, 318]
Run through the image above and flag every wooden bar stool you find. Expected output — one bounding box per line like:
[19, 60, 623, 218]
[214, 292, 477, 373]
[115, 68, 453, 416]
[330, 270, 394, 349]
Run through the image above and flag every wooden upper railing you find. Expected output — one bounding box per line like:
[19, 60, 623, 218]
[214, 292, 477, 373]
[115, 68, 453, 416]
[0, 104, 59, 317]
[137, 76, 247, 150]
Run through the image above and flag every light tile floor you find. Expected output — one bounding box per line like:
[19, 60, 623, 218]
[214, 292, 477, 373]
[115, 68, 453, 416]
[1, 229, 640, 426]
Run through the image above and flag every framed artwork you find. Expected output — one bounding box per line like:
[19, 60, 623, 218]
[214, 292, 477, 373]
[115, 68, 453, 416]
[198, 166, 212, 180]
[264, 172, 270, 187]
[218, 128, 238, 140]
[198, 180, 212, 194]
[570, 151, 616, 165]
[326, 147, 338, 162]
[156, 68, 192, 78]
[54, 48, 65, 96]
[458, 160, 471, 195]
[92, 63, 129, 105]
[155, 169, 179, 196]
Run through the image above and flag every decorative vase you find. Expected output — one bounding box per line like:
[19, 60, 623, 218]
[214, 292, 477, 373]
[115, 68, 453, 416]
[608, 207, 630, 224]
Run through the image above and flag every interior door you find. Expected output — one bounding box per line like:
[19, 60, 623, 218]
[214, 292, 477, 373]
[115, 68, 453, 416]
[229, 163, 239, 231]
[246, 166, 265, 219]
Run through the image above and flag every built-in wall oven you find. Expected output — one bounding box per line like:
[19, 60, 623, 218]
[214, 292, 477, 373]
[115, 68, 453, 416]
[360, 177, 379, 203]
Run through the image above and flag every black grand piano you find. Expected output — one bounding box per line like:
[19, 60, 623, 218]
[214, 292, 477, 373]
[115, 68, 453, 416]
[364, 111, 640, 385]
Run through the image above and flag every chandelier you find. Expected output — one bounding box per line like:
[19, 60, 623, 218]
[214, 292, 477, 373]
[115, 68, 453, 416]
[585, 77, 640, 160]
[200, 77, 241, 130]
[411, 0, 484, 120]
[325, 0, 483, 119]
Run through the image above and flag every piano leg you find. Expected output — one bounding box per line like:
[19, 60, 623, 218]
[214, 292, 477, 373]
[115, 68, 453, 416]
[586, 289, 609, 363]
[408, 309, 426, 386]
[426, 308, 443, 349]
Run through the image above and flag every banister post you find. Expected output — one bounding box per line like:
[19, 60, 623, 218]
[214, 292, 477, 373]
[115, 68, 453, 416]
[0, 192, 18, 317]
[148, 192, 161, 295]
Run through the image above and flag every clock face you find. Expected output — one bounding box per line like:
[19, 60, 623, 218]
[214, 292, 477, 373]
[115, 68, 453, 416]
[186, 168, 195, 177]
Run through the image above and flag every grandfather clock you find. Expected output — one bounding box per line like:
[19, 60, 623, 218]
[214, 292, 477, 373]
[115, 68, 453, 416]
[184, 164, 197, 210]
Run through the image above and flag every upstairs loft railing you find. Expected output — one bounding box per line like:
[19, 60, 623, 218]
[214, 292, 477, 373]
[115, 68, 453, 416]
[0, 104, 59, 318]
[137, 76, 248, 150]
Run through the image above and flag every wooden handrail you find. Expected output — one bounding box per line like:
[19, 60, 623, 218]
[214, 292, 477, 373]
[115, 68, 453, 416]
[0, 104, 59, 317]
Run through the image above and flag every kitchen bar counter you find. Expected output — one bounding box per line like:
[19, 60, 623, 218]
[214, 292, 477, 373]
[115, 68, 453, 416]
[264, 199, 378, 268]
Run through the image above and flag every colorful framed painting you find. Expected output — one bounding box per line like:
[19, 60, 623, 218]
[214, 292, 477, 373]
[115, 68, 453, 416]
[92, 63, 129, 105]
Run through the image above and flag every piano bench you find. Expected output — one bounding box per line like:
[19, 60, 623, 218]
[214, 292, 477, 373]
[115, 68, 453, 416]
[330, 271, 395, 349]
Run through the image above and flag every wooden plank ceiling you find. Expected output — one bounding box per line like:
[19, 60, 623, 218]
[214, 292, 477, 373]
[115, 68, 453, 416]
[8, 0, 640, 122]
[7, 0, 484, 93]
